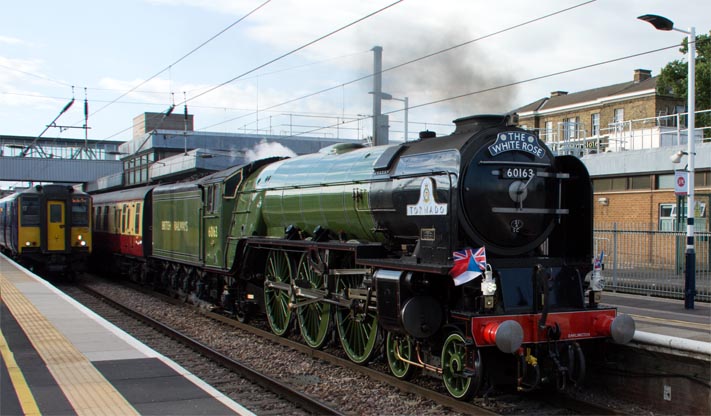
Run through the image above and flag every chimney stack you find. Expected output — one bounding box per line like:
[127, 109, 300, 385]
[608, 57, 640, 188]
[634, 69, 652, 83]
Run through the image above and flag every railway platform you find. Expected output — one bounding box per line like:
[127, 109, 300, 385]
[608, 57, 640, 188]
[0, 254, 253, 416]
[601, 291, 711, 345]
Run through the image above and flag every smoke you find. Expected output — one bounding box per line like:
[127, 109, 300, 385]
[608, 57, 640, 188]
[244, 140, 297, 162]
[362, 26, 520, 120]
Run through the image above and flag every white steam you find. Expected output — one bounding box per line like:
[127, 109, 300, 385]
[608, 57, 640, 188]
[244, 140, 297, 162]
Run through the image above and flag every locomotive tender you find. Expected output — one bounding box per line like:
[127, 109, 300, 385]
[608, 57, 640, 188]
[0, 184, 92, 275]
[91, 114, 634, 399]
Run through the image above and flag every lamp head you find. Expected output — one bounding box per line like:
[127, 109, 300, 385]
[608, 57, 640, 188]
[638, 14, 674, 31]
[670, 150, 687, 164]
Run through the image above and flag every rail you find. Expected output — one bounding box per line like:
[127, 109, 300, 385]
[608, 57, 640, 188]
[76, 284, 344, 416]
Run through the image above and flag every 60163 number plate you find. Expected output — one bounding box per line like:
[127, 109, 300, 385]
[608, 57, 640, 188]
[500, 167, 536, 179]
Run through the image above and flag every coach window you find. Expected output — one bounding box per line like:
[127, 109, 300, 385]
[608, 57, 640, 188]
[121, 204, 128, 233]
[135, 203, 141, 234]
[104, 207, 110, 232]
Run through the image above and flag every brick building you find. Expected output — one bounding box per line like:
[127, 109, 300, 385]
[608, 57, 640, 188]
[513, 69, 710, 232]
[516, 69, 686, 153]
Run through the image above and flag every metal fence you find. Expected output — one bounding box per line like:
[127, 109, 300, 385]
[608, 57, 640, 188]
[594, 222, 711, 302]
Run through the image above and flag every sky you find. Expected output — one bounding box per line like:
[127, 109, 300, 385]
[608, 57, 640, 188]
[1, 0, 710, 146]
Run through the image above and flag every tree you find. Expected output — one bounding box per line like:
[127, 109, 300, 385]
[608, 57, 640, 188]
[656, 31, 710, 138]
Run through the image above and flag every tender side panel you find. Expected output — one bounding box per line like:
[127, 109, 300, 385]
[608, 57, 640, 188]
[152, 186, 203, 265]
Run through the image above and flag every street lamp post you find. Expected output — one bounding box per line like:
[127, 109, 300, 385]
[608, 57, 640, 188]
[638, 14, 696, 309]
[378, 92, 409, 141]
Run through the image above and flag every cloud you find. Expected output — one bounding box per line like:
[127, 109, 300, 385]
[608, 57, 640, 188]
[0, 35, 26, 45]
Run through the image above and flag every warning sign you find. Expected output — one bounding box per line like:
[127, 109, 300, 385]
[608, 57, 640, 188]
[674, 170, 688, 196]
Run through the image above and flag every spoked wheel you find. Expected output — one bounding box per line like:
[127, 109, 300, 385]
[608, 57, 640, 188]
[442, 331, 482, 400]
[335, 273, 378, 364]
[386, 332, 418, 380]
[264, 250, 293, 336]
[295, 252, 331, 349]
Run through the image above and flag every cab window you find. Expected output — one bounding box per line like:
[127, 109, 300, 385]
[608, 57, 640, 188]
[71, 197, 90, 226]
[20, 196, 40, 226]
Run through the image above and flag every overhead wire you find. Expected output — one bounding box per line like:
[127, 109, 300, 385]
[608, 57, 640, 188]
[183, 0, 405, 104]
[285, 42, 684, 140]
[88, 0, 273, 119]
[101, 0, 405, 140]
[200, 0, 598, 131]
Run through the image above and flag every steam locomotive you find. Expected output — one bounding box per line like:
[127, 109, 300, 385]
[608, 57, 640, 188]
[91, 114, 634, 399]
[0, 184, 92, 275]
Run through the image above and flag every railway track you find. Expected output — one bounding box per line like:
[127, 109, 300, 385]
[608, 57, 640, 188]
[62, 284, 342, 416]
[65, 276, 637, 415]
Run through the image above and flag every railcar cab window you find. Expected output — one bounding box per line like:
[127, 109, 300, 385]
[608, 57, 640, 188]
[49, 204, 62, 223]
[71, 197, 90, 226]
[20, 196, 40, 226]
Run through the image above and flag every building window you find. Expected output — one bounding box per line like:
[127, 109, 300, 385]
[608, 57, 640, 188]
[629, 175, 651, 190]
[544, 121, 553, 142]
[613, 108, 624, 123]
[612, 108, 624, 133]
[591, 113, 600, 136]
[659, 203, 677, 231]
[563, 117, 578, 140]
[656, 174, 675, 189]
[611, 177, 626, 191]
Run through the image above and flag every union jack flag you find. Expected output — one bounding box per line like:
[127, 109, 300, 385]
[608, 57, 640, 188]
[593, 250, 604, 270]
[450, 247, 486, 286]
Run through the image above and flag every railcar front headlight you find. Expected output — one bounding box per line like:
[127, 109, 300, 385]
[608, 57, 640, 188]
[80, 240, 87, 247]
[77, 234, 83, 241]
[25, 241, 32, 247]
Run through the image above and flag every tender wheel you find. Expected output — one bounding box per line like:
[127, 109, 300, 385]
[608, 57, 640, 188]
[386, 332, 417, 380]
[442, 331, 481, 400]
[264, 250, 293, 336]
[295, 252, 331, 349]
[335, 273, 378, 364]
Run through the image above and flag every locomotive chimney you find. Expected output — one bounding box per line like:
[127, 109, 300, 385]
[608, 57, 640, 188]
[419, 130, 436, 139]
[452, 114, 509, 135]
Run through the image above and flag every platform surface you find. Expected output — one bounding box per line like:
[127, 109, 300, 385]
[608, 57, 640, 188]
[0, 254, 253, 416]
[601, 291, 711, 343]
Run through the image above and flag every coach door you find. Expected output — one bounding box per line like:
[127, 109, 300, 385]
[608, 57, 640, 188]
[47, 200, 66, 251]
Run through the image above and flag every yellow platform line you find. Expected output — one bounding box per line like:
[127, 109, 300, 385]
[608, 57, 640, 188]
[0, 329, 41, 415]
[1, 263, 139, 416]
